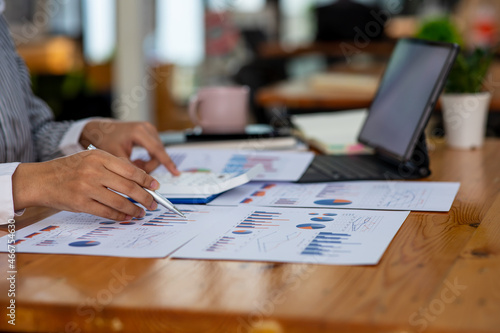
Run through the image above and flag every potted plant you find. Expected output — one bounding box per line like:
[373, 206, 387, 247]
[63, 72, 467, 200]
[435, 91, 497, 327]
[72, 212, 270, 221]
[415, 17, 494, 149]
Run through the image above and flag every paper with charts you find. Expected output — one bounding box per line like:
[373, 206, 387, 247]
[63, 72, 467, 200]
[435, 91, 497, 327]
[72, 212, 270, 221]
[132, 148, 314, 182]
[0, 205, 227, 258]
[208, 181, 460, 212]
[173, 206, 410, 265]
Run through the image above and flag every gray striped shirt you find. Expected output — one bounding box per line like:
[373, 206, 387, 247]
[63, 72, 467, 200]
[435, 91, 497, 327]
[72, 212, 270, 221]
[0, 12, 88, 223]
[0, 15, 73, 163]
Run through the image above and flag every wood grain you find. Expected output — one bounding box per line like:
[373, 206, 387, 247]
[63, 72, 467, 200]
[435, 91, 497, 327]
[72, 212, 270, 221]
[1, 140, 500, 332]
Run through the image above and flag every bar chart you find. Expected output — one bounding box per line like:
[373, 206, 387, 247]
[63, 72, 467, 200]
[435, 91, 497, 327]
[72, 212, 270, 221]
[301, 232, 356, 256]
[235, 211, 286, 230]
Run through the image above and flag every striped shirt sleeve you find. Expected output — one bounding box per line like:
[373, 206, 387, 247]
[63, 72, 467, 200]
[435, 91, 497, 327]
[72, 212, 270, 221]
[12, 32, 74, 161]
[0, 15, 75, 162]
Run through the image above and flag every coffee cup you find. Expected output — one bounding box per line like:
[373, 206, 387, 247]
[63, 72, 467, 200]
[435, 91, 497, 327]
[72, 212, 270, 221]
[188, 86, 249, 134]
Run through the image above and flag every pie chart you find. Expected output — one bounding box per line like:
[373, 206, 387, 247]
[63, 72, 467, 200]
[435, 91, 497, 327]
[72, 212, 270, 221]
[310, 217, 334, 222]
[232, 230, 252, 235]
[314, 199, 352, 206]
[296, 223, 326, 230]
[119, 222, 136, 225]
[69, 241, 100, 247]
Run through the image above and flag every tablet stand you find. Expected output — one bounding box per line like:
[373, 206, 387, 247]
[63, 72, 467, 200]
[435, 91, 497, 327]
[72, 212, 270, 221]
[397, 132, 431, 179]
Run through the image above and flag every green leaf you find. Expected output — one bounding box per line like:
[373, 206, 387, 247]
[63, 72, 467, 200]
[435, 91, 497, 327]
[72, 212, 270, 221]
[415, 17, 494, 93]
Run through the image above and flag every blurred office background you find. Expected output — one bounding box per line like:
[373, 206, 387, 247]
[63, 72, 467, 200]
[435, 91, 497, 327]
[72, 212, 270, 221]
[3, 0, 500, 134]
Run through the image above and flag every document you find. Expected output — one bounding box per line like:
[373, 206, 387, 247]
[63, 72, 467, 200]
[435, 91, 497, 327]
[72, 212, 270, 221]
[1, 204, 408, 265]
[173, 206, 410, 265]
[0, 205, 225, 258]
[132, 148, 314, 182]
[208, 181, 460, 212]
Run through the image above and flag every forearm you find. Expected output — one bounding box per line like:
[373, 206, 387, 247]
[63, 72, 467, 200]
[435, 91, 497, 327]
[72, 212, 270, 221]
[11, 163, 45, 211]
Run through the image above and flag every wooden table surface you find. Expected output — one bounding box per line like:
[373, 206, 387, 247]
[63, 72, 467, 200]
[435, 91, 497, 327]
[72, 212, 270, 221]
[256, 62, 500, 112]
[1, 139, 500, 333]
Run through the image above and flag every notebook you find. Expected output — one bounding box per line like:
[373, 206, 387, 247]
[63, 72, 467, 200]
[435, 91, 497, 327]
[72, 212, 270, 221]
[298, 38, 459, 183]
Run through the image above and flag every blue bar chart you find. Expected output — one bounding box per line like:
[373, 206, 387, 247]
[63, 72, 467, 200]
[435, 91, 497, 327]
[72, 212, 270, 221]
[301, 232, 356, 256]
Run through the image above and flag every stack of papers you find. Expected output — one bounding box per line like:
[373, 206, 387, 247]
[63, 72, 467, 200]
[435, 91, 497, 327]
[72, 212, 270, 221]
[134, 148, 315, 203]
[292, 109, 372, 155]
[3, 205, 409, 265]
[1, 148, 461, 266]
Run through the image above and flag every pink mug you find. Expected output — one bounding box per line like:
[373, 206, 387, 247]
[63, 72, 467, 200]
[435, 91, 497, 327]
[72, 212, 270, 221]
[188, 86, 249, 134]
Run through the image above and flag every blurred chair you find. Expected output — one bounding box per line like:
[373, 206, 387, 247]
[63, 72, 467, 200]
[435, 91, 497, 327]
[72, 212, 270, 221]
[314, 0, 387, 42]
[233, 28, 288, 124]
[235, 0, 390, 124]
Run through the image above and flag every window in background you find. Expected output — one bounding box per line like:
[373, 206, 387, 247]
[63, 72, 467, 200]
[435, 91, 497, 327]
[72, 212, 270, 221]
[155, 0, 204, 103]
[280, 0, 316, 45]
[155, 0, 204, 67]
[49, 0, 81, 37]
[82, 0, 115, 64]
[207, 0, 266, 12]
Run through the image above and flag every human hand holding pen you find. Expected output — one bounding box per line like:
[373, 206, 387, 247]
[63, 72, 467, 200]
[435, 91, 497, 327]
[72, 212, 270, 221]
[87, 145, 185, 218]
[11, 148, 161, 221]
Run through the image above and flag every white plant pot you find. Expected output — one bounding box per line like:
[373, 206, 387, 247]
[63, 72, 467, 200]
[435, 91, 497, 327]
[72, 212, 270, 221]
[441, 92, 491, 149]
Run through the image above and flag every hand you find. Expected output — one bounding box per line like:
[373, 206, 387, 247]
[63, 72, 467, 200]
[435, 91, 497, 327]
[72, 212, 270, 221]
[79, 119, 180, 175]
[12, 150, 160, 221]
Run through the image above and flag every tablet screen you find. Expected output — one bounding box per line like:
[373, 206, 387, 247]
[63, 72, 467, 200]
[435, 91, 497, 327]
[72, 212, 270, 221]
[358, 39, 458, 161]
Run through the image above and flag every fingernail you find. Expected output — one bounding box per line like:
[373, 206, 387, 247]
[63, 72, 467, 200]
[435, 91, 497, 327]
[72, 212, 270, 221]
[139, 209, 146, 218]
[151, 179, 160, 190]
[150, 201, 158, 210]
[124, 215, 133, 221]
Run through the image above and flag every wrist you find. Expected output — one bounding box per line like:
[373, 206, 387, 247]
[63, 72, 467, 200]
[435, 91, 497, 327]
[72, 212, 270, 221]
[80, 119, 116, 149]
[12, 163, 41, 210]
[79, 120, 100, 148]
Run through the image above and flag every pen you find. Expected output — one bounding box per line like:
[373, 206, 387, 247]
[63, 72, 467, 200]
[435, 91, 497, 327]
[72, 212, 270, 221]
[86, 144, 186, 218]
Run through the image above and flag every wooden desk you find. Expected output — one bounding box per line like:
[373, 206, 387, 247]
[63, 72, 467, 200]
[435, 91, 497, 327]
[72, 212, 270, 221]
[2, 140, 500, 332]
[256, 62, 500, 112]
[256, 75, 376, 110]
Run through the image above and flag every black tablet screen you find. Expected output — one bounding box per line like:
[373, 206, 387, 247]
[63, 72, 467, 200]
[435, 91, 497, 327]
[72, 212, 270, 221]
[358, 39, 458, 161]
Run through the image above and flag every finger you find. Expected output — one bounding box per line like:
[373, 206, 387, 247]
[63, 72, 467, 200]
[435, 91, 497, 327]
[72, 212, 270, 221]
[108, 145, 130, 160]
[132, 159, 149, 171]
[91, 186, 148, 218]
[149, 149, 180, 176]
[95, 151, 159, 190]
[132, 126, 180, 175]
[101, 171, 157, 211]
[141, 159, 161, 174]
